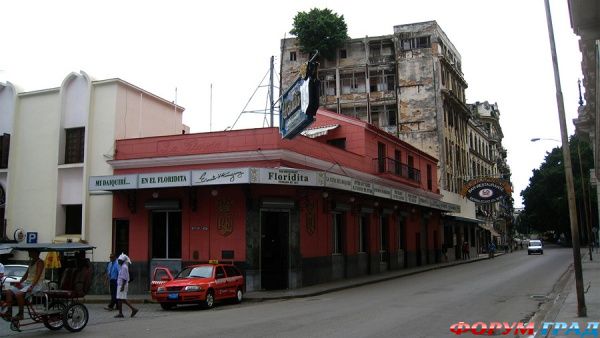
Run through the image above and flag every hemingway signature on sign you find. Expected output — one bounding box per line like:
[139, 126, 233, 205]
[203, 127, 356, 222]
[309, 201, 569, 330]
[197, 170, 245, 184]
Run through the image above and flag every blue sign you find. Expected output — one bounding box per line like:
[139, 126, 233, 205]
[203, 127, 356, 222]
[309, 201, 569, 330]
[280, 76, 319, 139]
[26, 232, 38, 244]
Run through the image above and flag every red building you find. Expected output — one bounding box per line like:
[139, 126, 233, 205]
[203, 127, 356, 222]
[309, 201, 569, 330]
[90, 109, 459, 291]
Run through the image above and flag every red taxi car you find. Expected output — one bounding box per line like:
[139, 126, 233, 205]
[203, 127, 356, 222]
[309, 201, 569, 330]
[151, 262, 244, 310]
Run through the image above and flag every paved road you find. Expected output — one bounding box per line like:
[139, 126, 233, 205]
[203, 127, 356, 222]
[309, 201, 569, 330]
[2, 246, 573, 337]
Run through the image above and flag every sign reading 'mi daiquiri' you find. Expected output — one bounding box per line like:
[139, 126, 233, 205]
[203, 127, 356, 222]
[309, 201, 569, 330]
[280, 61, 320, 139]
[461, 177, 512, 203]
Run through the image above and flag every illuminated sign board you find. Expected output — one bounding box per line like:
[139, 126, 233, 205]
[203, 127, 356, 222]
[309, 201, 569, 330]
[280, 76, 319, 139]
[461, 178, 512, 204]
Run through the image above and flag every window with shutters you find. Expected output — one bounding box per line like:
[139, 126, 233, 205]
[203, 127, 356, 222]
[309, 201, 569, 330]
[65, 127, 85, 164]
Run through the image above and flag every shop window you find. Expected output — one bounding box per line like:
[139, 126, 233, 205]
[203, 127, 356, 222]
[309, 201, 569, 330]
[0, 133, 9, 169]
[65, 127, 85, 164]
[64, 204, 82, 234]
[332, 213, 344, 254]
[152, 211, 182, 259]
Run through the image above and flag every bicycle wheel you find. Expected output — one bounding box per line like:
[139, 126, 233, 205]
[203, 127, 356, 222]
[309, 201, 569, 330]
[62, 302, 88, 332]
[43, 301, 66, 330]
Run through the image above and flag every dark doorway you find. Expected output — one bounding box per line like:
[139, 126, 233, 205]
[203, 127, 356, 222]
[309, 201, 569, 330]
[114, 219, 129, 255]
[415, 232, 422, 266]
[380, 215, 389, 270]
[261, 211, 289, 290]
[399, 218, 407, 268]
[151, 211, 182, 259]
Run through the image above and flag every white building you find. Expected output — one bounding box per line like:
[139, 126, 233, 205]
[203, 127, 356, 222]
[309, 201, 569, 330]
[0, 71, 187, 262]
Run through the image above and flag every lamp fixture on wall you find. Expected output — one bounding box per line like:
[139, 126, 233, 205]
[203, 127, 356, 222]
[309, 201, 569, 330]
[211, 189, 219, 197]
[152, 191, 159, 199]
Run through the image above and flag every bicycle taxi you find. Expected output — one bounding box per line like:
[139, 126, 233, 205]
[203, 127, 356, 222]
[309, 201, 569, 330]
[0, 242, 94, 332]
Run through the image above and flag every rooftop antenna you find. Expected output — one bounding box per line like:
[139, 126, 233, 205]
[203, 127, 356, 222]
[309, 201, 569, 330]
[230, 58, 280, 130]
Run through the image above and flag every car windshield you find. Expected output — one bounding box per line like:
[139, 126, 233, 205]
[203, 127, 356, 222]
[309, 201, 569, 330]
[5, 265, 27, 277]
[176, 266, 213, 279]
[530, 241, 541, 246]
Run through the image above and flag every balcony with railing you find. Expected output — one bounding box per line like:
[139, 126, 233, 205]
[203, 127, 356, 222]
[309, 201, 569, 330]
[375, 157, 421, 183]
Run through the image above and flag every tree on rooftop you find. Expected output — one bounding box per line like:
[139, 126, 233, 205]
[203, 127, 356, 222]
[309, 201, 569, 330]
[290, 8, 349, 60]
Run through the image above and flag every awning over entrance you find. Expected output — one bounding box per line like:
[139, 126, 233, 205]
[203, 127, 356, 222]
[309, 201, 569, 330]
[443, 215, 483, 224]
[478, 223, 501, 238]
[300, 124, 339, 138]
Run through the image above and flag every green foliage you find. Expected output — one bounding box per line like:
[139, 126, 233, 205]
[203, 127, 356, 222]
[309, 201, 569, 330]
[520, 134, 597, 238]
[290, 8, 349, 60]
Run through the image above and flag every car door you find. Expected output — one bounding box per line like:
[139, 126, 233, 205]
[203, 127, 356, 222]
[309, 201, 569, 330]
[224, 265, 241, 295]
[213, 266, 229, 299]
[151, 267, 173, 295]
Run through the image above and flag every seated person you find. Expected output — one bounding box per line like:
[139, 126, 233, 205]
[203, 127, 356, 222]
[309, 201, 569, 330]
[4, 250, 45, 320]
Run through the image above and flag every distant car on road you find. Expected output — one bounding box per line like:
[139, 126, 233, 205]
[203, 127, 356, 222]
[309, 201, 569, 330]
[528, 240, 543, 255]
[151, 261, 244, 310]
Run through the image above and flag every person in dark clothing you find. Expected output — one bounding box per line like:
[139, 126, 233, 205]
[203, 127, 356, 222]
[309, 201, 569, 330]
[104, 253, 119, 311]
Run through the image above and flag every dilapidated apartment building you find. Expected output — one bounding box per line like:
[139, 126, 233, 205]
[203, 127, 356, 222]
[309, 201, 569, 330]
[467, 101, 511, 243]
[281, 20, 512, 257]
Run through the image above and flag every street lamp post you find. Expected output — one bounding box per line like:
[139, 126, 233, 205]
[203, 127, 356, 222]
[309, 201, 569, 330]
[543, 0, 586, 317]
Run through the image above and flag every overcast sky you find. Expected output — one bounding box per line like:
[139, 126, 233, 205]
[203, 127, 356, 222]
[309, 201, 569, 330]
[0, 0, 582, 208]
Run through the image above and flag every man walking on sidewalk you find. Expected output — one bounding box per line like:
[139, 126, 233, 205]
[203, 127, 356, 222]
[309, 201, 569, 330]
[104, 253, 119, 311]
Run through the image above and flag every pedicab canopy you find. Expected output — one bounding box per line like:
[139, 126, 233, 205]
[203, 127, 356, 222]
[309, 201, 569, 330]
[0, 242, 95, 255]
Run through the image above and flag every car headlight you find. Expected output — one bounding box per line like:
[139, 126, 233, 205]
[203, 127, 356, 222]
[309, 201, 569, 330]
[184, 285, 202, 292]
[157, 286, 166, 293]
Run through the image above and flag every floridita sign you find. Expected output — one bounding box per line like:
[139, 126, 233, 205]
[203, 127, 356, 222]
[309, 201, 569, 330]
[89, 167, 460, 212]
[461, 178, 512, 204]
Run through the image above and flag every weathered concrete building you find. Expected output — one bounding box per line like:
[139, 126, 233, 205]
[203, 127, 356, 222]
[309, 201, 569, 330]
[281, 21, 512, 258]
[468, 101, 511, 244]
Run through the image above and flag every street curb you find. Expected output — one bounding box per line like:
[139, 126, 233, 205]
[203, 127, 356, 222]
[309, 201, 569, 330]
[79, 252, 508, 304]
[243, 252, 506, 302]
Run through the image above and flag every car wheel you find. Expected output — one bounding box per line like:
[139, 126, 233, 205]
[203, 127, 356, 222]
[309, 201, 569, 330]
[203, 290, 215, 309]
[541, 251, 543, 255]
[528, 252, 531, 255]
[160, 303, 175, 310]
[235, 288, 243, 303]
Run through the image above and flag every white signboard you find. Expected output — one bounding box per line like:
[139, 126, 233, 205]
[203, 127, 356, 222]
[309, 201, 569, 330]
[88, 174, 138, 191]
[192, 168, 250, 186]
[352, 179, 374, 195]
[324, 173, 353, 191]
[373, 184, 392, 199]
[258, 168, 321, 186]
[138, 171, 191, 189]
[391, 189, 406, 202]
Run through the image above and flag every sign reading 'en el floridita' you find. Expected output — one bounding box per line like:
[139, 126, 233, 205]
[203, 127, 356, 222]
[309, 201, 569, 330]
[461, 177, 512, 204]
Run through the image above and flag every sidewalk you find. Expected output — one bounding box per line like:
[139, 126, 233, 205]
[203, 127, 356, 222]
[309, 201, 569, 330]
[82, 251, 503, 304]
[536, 248, 600, 338]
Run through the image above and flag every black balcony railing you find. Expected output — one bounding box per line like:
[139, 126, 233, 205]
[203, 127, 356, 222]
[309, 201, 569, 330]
[375, 157, 421, 183]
